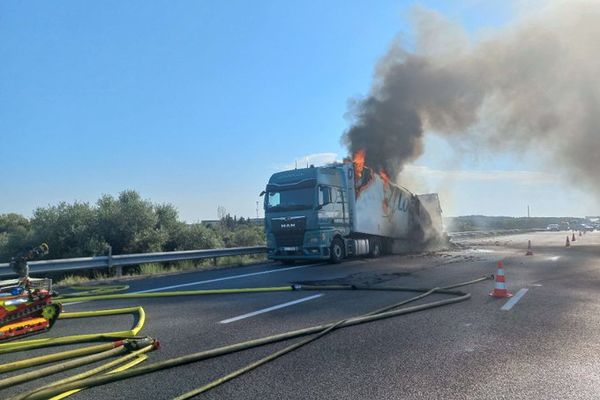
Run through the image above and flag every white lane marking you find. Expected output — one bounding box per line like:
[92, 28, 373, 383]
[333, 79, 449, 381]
[219, 294, 324, 324]
[133, 263, 321, 294]
[63, 301, 84, 306]
[501, 288, 529, 311]
[63, 263, 321, 306]
[547, 256, 561, 261]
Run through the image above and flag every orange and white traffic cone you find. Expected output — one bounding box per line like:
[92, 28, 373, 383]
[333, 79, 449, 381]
[572, 232, 576, 242]
[525, 240, 533, 256]
[566, 236, 570, 247]
[490, 261, 512, 298]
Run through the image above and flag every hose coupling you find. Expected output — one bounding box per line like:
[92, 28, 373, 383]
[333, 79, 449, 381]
[124, 337, 158, 351]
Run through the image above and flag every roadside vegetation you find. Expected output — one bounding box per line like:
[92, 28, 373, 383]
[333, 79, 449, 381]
[0, 190, 266, 280]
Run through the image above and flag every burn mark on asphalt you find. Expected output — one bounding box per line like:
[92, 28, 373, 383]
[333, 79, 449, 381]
[294, 272, 410, 287]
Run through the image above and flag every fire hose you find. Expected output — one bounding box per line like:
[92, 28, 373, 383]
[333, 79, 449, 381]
[1, 275, 492, 400]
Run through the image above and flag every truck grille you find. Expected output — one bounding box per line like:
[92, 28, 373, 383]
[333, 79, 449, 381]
[271, 216, 306, 248]
[274, 231, 305, 248]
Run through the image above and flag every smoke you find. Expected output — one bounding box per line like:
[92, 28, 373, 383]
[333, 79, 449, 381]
[342, 1, 600, 194]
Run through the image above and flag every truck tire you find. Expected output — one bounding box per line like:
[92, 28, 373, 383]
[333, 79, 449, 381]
[329, 238, 345, 264]
[369, 238, 381, 258]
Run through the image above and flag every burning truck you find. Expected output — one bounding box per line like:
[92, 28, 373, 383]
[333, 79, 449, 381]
[262, 151, 445, 263]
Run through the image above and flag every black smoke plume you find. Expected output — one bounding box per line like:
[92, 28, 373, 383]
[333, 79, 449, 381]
[343, 1, 600, 195]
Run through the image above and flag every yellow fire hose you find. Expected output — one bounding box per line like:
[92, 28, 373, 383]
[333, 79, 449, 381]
[54, 286, 294, 304]
[1, 276, 492, 400]
[12, 343, 155, 400]
[56, 285, 130, 298]
[0, 340, 128, 374]
[0, 306, 146, 354]
[1, 342, 128, 389]
[49, 349, 150, 400]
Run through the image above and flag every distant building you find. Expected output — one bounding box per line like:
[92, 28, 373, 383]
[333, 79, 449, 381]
[200, 220, 219, 227]
[201, 218, 264, 227]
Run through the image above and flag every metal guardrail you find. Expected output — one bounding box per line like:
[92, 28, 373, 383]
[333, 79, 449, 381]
[0, 246, 267, 278]
[447, 228, 544, 239]
[0, 228, 543, 278]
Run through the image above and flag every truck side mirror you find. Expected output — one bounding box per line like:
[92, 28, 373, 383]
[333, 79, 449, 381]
[259, 191, 266, 197]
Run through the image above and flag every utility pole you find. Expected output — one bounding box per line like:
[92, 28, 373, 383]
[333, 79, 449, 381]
[256, 201, 259, 219]
[527, 205, 530, 218]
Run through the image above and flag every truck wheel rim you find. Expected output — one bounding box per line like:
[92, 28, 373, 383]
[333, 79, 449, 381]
[334, 245, 342, 257]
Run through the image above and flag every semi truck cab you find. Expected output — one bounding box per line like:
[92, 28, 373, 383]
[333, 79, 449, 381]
[263, 164, 354, 263]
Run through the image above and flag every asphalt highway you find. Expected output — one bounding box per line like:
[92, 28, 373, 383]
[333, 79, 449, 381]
[2, 231, 599, 399]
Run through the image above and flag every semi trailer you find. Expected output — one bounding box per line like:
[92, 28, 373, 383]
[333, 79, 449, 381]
[262, 160, 444, 263]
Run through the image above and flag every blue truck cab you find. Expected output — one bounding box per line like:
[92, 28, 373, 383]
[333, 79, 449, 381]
[263, 164, 354, 263]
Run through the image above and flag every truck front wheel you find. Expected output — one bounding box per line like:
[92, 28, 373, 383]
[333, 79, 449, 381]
[329, 238, 345, 264]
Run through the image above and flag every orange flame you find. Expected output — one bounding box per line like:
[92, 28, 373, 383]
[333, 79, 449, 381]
[379, 170, 391, 187]
[353, 149, 366, 179]
[380, 170, 393, 214]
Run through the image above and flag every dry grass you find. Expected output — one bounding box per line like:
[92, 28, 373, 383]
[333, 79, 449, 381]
[57, 271, 108, 286]
[56, 254, 269, 284]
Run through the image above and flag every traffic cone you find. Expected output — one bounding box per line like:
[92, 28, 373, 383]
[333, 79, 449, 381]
[566, 236, 570, 247]
[525, 240, 533, 256]
[490, 261, 512, 298]
[572, 232, 576, 242]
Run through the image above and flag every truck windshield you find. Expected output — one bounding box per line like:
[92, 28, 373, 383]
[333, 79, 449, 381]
[266, 187, 314, 211]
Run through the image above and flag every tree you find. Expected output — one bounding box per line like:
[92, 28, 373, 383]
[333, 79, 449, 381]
[217, 206, 227, 221]
[95, 190, 159, 254]
[155, 203, 184, 251]
[175, 224, 223, 250]
[0, 213, 30, 234]
[0, 213, 33, 262]
[230, 225, 264, 247]
[31, 202, 105, 259]
[0, 190, 266, 262]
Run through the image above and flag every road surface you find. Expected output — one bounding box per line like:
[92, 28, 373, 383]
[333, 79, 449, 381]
[2, 231, 599, 399]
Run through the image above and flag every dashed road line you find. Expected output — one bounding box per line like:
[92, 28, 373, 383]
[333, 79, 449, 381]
[134, 263, 323, 294]
[63, 262, 323, 306]
[219, 293, 324, 324]
[501, 288, 529, 311]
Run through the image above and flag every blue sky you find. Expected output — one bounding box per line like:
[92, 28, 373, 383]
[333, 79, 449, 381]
[0, 1, 595, 221]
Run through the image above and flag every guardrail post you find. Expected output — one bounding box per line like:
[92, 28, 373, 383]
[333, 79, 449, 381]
[108, 245, 121, 278]
[213, 257, 217, 267]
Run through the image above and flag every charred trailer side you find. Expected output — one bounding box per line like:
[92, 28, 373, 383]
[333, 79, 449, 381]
[415, 193, 446, 245]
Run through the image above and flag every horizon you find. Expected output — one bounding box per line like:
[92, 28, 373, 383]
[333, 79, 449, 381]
[1, 187, 594, 222]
